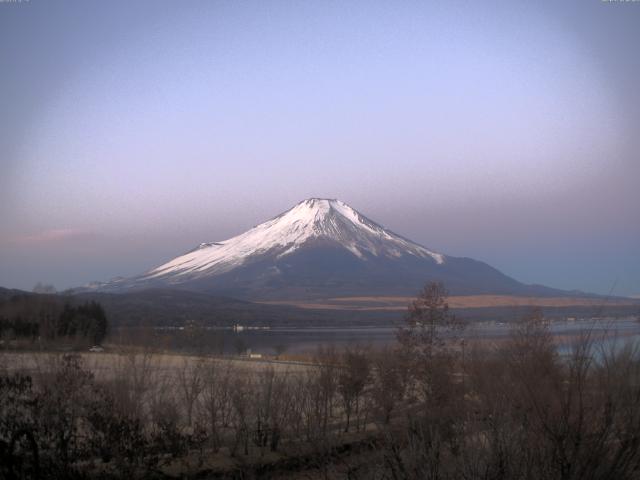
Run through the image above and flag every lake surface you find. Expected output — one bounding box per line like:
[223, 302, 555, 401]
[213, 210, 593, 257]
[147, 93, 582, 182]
[212, 317, 640, 355]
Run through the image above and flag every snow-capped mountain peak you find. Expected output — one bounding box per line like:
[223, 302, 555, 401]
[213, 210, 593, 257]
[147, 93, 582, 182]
[142, 198, 444, 283]
[84, 198, 558, 299]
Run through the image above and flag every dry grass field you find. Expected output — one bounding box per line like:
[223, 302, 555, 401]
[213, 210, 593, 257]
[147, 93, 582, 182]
[260, 294, 640, 311]
[0, 350, 312, 380]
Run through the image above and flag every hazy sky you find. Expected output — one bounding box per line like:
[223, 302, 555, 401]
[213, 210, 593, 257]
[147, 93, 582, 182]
[1, 0, 639, 296]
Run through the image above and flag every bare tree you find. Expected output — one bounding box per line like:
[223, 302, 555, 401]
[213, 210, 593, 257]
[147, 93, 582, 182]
[252, 366, 292, 454]
[371, 348, 407, 424]
[114, 349, 156, 420]
[199, 360, 234, 452]
[397, 282, 463, 358]
[397, 282, 464, 406]
[314, 346, 339, 438]
[337, 346, 371, 432]
[229, 375, 251, 456]
[177, 356, 204, 427]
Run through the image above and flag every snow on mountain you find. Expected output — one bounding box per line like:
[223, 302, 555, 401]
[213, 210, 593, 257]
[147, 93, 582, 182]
[87, 198, 567, 299]
[141, 198, 444, 282]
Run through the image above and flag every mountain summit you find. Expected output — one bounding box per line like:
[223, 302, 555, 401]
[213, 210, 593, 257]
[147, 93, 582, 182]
[93, 198, 561, 299]
[147, 198, 445, 280]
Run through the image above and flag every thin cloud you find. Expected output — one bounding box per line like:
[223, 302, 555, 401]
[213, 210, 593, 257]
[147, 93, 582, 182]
[8, 228, 97, 245]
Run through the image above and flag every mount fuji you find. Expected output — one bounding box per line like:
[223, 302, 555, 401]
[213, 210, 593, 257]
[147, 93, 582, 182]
[90, 198, 564, 299]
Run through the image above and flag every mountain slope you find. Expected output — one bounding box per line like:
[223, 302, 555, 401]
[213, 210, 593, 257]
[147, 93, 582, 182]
[146, 198, 444, 280]
[90, 198, 567, 299]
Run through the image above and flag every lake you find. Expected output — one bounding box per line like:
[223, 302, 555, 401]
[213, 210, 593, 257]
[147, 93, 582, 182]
[188, 317, 640, 355]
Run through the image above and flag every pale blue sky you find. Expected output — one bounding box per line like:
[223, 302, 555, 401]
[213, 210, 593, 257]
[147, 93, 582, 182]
[1, 0, 639, 296]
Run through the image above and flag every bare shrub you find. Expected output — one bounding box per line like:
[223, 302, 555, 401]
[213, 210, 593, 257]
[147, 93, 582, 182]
[0, 373, 40, 479]
[35, 354, 97, 470]
[85, 386, 151, 477]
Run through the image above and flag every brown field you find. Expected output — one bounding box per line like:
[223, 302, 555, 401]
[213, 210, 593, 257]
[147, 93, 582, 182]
[0, 350, 313, 379]
[260, 294, 640, 311]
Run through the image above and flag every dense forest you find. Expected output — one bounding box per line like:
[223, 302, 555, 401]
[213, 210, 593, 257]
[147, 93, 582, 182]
[0, 294, 108, 345]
